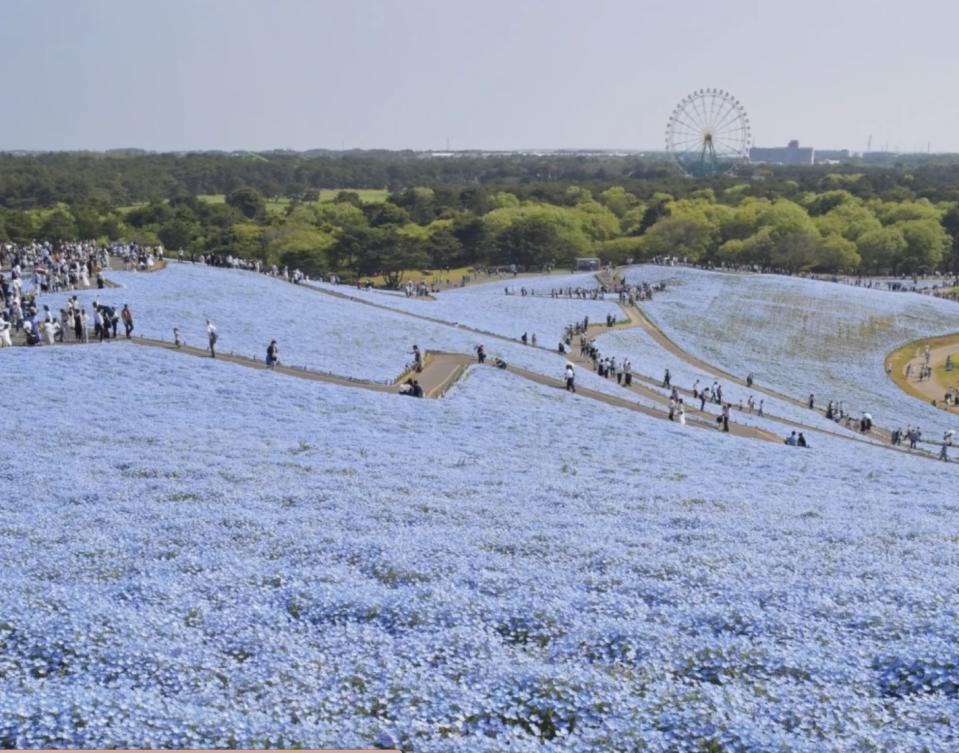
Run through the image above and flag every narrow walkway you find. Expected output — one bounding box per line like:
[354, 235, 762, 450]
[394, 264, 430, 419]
[885, 335, 959, 415]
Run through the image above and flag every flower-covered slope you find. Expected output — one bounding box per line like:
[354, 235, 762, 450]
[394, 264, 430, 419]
[624, 265, 959, 434]
[2, 344, 958, 752]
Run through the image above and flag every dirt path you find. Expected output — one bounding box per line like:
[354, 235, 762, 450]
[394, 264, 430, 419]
[886, 336, 959, 415]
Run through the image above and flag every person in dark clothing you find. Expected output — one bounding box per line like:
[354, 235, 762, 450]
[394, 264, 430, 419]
[121, 305, 134, 338]
[411, 380, 424, 398]
[797, 432, 808, 448]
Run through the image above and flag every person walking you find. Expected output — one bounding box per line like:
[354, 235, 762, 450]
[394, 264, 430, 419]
[677, 399, 686, 425]
[476, 344, 486, 364]
[174, 327, 183, 348]
[564, 363, 576, 393]
[266, 340, 279, 369]
[720, 403, 730, 432]
[207, 320, 218, 358]
[663, 368, 671, 388]
[121, 304, 134, 338]
[940, 430, 954, 461]
[411, 344, 422, 372]
[808, 393, 815, 410]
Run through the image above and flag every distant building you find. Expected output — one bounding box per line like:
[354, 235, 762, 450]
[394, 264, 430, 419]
[575, 257, 601, 271]
[814, 149, 851, 163]
[749, 140, 814, 165]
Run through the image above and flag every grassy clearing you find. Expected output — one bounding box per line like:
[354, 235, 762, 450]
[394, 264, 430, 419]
[886, 333, 959, 405]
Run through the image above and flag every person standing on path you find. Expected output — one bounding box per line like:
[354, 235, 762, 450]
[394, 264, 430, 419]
[565, 363, 576, 393]
[808, 393, 815, 410]
[678, 399, 686, 425]
[121, 304, 134, 339]
[266, 340, 279, 369]
[95, 307, 106, 343]
[940, 430, 954, 461]
[207, 320, 218, 358]
[411, 344, 422, 372]
[721, 403, 731, 432]
[663, 368, 671, 388]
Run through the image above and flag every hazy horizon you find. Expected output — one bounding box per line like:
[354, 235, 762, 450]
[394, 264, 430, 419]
[1, 0, 957, 153]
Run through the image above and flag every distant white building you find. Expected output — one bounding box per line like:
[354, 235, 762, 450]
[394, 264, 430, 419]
[749, 140, 814, 165]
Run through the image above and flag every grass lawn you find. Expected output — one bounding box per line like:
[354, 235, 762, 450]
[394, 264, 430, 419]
[886, 333, 959, 404]
[117, 190, 388, 216]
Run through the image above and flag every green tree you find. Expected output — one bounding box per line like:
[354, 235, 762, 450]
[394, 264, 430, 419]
[158, 219, 197, 251]
[39, 208, 78, 240]
[814, 202, 881, 242]
[857, 227, 907, 273]
[424, 228, 464, 269]
[940, 203, 959, 274]
[597, 186, 637, 217]
[226, 187, 266, 221]
[640, 206, 716, 261]
[378, 231, 431, 288]
[494, 216, 580, 269]
[817, 233, 861, 271]
[898, 218, 948, 272]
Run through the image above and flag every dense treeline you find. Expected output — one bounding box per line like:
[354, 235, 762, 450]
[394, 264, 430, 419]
[3, 152, 959, 281]
[8, 150, 959, 208]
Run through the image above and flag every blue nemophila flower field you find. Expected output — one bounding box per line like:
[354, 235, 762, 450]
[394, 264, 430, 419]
[4, 265, 959, 751]
[624, 264, 959, 435]
[3, 340, 959, 752]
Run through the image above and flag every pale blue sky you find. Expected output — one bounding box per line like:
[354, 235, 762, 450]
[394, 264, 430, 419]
[0, 0, 956, 152]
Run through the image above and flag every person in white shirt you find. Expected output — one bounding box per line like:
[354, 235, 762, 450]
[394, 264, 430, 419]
[0, 316, 11, 348]
[207, 320, 218, 358]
